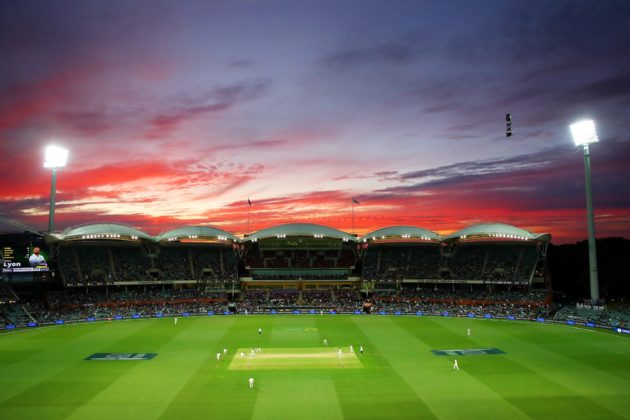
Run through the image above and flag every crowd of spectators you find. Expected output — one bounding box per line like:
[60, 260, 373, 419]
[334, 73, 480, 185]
[0, 282, 17, 304]
[301, 289, 333, 306]
[364, 286, 551, 319]
[363, 244, 539, 283]
[0, 303, 33, 328]
[56, 244, 238, 285]
[4, 284, 630, 330]
[245, 246, 357, 269]
[252, 271, 348, 281]
[553, 304, 629, 328]
[268, 288, 300, 306]
[18, 287, 229, 324]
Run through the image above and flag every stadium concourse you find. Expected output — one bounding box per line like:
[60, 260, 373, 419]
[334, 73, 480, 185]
[0, 221, 626, 330]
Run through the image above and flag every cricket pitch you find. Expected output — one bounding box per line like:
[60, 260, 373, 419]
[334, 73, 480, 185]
[228, 347, 363, 370]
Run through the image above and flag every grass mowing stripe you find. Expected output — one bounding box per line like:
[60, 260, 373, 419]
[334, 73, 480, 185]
[506, 322, 630, 383]
[350, 316, 444, 418]
[67, 317, 237, 420]
[464, 319, 630, 388]
[1, 318, 185, 420]
[157, 316, 260, 420]
[314, 316, 431, 418]
[444, 318, 630, 392]
[0, 320, 151, 407]
[429, 317, 627, 419]
[371, 316, 529, 419]
[252, 373, 344, 420]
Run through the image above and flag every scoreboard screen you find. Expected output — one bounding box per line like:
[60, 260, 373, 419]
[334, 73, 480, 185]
[1, 233, 49, 272]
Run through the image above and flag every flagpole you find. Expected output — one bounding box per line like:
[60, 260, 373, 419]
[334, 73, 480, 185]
[247, 198, 251, 235]
[352, 199, 355, 235]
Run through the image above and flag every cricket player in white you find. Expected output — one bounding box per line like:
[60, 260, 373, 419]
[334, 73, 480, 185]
[323, 338, 328, 346]
[453, 359, 459, 370]
[467, 328, 471, 336]
[349, 345, 354, 353]
[258, 328, 262, 335]
[223, 348, 228, 355]
[249, 377, 254, 389]
[359, 345, 363, 354]
[216, 352, 221, 360]
[174, 317, 178, 325]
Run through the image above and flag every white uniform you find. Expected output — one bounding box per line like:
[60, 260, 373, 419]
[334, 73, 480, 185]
[453, 359, 459, 370]
[29, 253, 47, 267]
[249, 377, 254, 389]
[323, 339, 328, 346]
[258, 328, 262, 335]
[360, 345, 363, 354]
[250, 349, 256, 357]
[240, 352, 245, 358]
[223, 348, 228, 355]
[467, 328, 471, 336]
[174, 317, 178, 325]
[216, 352, 221, 360]
[349, 345, 354, 353]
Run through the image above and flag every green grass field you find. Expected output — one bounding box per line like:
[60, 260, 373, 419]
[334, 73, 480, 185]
[1, 315, 629, 419]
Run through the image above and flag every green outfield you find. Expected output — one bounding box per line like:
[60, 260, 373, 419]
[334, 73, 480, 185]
[1, 315, 629, 420]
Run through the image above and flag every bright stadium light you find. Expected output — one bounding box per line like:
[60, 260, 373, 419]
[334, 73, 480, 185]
[43, 145, 69, 168]
[570, 119, 599, 302]
[44, 145, 68, 233]
[570, 120, 599, 147]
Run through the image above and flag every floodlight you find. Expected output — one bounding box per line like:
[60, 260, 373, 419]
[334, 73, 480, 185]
[45, 145, 69, 232]
[44, 145, 69, 168]
[570, 120, 598, 147]
[570, 119, 600, 301]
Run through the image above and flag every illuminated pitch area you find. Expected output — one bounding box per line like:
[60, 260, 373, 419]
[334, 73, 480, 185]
[228, 347, 362, 370]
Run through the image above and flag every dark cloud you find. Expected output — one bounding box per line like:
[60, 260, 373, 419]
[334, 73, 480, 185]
[322, 32, 427, 69]
[560, 74, 630, 105]
[146, 79, 270, 135]
[53, 110, 117, 136]
[445, 0, 630, 69]
[371, 140, 630, 212]
[228, 59, 256, 68]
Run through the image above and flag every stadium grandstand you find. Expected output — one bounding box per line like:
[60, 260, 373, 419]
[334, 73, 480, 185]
[10, 218, 626, 329]
[46, 223, 239, 288]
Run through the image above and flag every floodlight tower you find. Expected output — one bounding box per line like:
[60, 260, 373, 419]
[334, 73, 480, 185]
[570, 120, 599, 302]
[44, 145, 68, 233]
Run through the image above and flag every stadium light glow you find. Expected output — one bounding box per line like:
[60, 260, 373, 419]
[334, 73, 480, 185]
[570, 120, 599, 146]
[43, 145, 69, 168]
[44, 145, 69, 233]
[570, 119, 600, 302]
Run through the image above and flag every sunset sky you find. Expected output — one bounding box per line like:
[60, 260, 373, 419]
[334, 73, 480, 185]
[1, 0, 629, 243]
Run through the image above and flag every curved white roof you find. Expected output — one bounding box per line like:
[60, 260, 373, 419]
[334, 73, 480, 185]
[55, 223, 152, 241]
[364, 226, 439, 241]
[444, 223, 551, 242]
[157, 226, 238, 242]
[247, 223, 357, 242]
